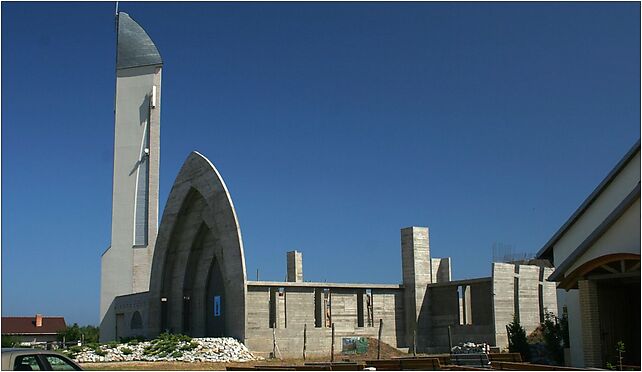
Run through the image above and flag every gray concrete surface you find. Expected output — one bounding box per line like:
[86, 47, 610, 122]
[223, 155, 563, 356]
[287, 251, 303, 283]
[100, 12, 162, 342]
[146, 152, 247, 341]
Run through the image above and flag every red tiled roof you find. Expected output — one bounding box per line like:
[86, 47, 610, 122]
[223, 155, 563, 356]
[1, 316, 66, 335]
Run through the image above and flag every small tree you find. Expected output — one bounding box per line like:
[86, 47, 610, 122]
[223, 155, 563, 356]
[559, 312, 570, 349]
[541, 311, 563, 365]
[2, 335, 19, 348]
[79, 325, 99, 343]
[507, 315, 530, 362]
[616, 341, 625, 371]
[57, 324, 99, 344]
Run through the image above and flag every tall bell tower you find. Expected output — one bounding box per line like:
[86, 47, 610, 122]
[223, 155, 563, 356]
[100, 12, 162, 341]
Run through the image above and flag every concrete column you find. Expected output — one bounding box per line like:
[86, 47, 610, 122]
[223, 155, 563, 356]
[401, 226, 431, 349]
[287, 251, 303, 282]
[463, 285, 473, 325]
[578, 280, 602, 368]
[431, 258, 452, 283]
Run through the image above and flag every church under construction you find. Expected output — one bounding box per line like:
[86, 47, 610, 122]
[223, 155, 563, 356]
[100, 12, 558, 357]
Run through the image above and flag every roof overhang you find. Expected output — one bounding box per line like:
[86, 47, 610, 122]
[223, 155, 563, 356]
[548, 182, 640, 282]
[536, 140, 641, 262]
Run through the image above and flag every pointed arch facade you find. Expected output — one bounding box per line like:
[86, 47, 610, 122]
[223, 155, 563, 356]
[147, 152, 247, 340]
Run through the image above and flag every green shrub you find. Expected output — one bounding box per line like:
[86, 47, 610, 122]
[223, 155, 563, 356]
[542, 311, 564, 365]
[94, 349, 106, 357]
[180, 341, 198, 351]
[121, 335, 146, 344]
[171, 351, 182, 358]
[104, 341, 119, 349]
[121, 347, 133, 355]
[507, 314, 530, 362]
[142, 332, 192, 357]
[1, 335, 19, 348]
[68, 346, 83, 353]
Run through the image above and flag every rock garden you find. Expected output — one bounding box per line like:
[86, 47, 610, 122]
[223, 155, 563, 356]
[60, 333, 258, 363]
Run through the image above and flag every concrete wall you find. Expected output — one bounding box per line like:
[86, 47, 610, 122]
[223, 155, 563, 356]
[426, 279, 495, 353]
[100, 63, 161, 342]
[112, 292, 150, 340]
[517, 265, 541, 332]
[331, 290, 358, 330]
[431, 258, 451, 283]
[401, 227, 430, 348]
[492, 262, 515, 349]
[245, 284, 405, 357]
[284, 287, 315, 327]
[470, 280, 493, 326]
[492, 263, 558, 350]
[541, 267, 557, 315]
[287, 251, 303, 283]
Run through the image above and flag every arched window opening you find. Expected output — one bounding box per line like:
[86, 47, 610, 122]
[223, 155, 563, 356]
[131, 311, 143, 330]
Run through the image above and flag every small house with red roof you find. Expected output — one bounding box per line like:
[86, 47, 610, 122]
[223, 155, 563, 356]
[1, 314, 66, 344]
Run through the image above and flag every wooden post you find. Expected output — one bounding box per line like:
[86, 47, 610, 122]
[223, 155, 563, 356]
[330, 323, 335, 362]
[377, 318, 383, 359]
[447, 325, 453, 351]
[272, 325, 277, 359]
[62, 336, 66, 349]
[413, 329, 417, 356]
[303, 323, 307, 361]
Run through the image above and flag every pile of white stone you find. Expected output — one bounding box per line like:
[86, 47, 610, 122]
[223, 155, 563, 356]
[451, 342, 490, 354]
[73, 337, 257, 363]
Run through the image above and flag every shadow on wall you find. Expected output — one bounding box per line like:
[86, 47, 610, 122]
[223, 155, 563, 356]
[394, 290, 407, 349]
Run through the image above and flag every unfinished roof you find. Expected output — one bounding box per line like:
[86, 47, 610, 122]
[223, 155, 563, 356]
[536, 140, 641, 262]
[117, 12, 162, 70]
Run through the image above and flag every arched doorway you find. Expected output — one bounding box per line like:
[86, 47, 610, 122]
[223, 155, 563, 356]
[562, 254, 640, 366]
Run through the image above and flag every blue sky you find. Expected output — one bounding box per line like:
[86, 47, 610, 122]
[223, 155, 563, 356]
[2, 2, 639, 326]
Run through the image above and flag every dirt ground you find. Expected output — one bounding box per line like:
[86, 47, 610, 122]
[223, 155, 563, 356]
[80, 338, 410, 370]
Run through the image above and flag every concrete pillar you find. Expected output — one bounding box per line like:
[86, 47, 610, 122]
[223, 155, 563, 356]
[431, 257, 452, 283]
[463, 285, 473, 325]
[578, 280, 602, 368]
[401, 226, 431, 349]
[287, 251, 303, 283]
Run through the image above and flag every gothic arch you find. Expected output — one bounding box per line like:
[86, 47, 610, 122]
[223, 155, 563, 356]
[147, 152, 247, 340]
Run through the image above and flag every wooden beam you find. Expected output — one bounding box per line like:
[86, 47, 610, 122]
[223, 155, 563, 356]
[585, 272, 640, 281]
[600, 264, 619, 274]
